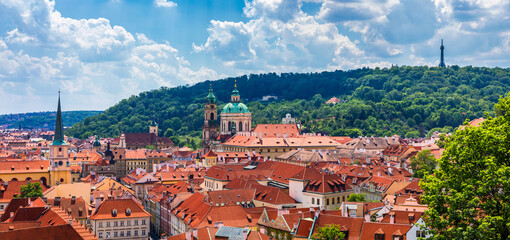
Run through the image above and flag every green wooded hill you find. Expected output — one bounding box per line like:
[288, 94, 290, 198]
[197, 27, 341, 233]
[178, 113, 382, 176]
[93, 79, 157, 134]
[65, 66, 510, 139]
[0, 111, 102, 130]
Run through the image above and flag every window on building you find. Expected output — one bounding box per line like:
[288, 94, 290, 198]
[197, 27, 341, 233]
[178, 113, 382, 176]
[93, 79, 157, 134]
[120, 231, 124, 237]
[332, 198, 335, 205]
[98, 232, 103, 238]
[142, 220, 146, 225]
[114, 232, 118, 237]
[134, 220, 139, 226]
[326, 199, 329, 205]
[106, 232, 111, 238]
[120, 221, 124, 226]
[99, 222, 103, 228]
[106, 222, 110, 227]
[312, 198, 315, 204]
[114, 221, 118, 227]
[317, 199, 320, 205]
[142, 230, 146, 236]
[126, 220, 131, 226]
[134, 230, 139, 236]
[337, 197, 340, 203]
[375, 233, 384, 240]
[127, 231, 131, 237]
[416, 231, 426, 237]
[392, 235, 403, 240]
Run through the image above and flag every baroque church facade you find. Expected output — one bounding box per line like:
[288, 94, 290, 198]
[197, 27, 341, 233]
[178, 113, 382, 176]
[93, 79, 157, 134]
[202, 82, 252, 150]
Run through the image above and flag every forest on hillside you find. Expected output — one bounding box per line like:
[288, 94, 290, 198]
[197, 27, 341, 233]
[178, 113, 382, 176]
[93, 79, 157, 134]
[65, 66, 510, 139]
[0, 111, 102, 130]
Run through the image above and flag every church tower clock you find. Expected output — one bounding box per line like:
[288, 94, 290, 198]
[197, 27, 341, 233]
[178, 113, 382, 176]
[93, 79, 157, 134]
[49, 92, 71, 186]
[202, 85, 219, 150]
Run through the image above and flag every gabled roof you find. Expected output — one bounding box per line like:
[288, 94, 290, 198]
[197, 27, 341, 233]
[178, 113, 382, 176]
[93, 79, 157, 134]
[380, 210, 424, 224]
[90, 199, 149, 220]
[359, 222, 411, 240]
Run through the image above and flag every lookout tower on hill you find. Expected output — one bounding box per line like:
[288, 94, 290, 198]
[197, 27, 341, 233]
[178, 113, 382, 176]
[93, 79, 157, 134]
[439, 39, 446, 68]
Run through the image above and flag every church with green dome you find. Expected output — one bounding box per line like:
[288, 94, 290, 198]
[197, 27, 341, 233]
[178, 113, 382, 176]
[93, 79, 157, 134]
[202, 81, 252, 150]
[220, 81, 252, 135]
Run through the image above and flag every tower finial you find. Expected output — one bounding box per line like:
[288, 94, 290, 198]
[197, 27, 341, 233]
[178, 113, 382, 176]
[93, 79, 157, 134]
[234, 79, 237, 89]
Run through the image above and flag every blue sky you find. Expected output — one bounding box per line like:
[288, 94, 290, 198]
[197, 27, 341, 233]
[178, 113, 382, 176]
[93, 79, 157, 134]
[1, 0, 509, 114]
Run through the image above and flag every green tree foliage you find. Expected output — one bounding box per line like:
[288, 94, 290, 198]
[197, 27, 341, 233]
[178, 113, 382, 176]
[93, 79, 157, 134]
[16, 182, 43, 198]
[0, 111, 101, 130]
[421, 95, 510, 239]
[66, 66, 510, 139]
[347, 193, 367, 202]
[410, 149, 438, 178]
[312, 224, 346, 240]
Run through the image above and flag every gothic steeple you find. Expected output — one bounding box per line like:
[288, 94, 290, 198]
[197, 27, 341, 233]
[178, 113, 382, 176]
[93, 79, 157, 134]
[52, 91, 65, 145]
[439, 39, 445, 68]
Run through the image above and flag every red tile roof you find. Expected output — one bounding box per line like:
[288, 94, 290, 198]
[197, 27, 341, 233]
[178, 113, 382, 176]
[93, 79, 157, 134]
[380, 210, 424, 224]
[90, 199, 150, 220]
[0, 160, 49, 174]
[359, 222, 411, 240]
[0, 180, 48, 200]
[252, 124, 300, 138]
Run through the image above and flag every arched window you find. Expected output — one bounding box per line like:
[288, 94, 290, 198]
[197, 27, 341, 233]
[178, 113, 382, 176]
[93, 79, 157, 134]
[40, 177, 47, 187]
[210, 112, 214, 120]
[228, 122, 232, 131]
[238, 122, 243, 132]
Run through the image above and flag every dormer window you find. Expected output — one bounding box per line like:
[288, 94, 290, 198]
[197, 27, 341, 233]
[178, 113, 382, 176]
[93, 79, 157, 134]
[375, 233, 384, 240]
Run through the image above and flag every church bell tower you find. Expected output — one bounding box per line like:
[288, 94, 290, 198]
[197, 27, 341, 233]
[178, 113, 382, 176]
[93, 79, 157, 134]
[203, 85, 219, 150]
[49, 92, 71, 186]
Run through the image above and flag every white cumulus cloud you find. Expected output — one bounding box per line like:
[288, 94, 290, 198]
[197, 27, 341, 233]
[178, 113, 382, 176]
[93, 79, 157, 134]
[0, 0, 218, 113]
[154, 0, 177, 8]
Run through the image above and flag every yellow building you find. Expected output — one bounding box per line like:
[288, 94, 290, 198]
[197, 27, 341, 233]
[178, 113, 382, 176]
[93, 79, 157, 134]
[48, 93, 72, 186]
[0, 160, 50, 186]
[0, 95, 73, 187]
[125, 149, 148, 172]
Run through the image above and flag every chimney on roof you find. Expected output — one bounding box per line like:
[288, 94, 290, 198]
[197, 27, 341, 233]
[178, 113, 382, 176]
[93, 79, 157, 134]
[185, 231, 192, 240]
[390, 213, 395, 224]
[192, 228, 198, 238]
[68, 219, 73, 226]
[71, 196, 76, 205]
[55, 197, 61, 206]
[95, 197, 102, 210]
[364, 212, 370, 222]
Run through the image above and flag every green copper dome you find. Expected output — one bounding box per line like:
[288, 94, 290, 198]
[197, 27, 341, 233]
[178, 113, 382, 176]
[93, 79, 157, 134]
[207, 86, 216, 104]
[221, 102, 250, 114]
[93, 137, 101, 147]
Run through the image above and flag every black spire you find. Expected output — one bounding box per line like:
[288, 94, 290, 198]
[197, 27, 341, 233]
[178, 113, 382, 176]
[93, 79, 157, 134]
[439, 39, 445, 68]
[52, 91, 65, 145]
